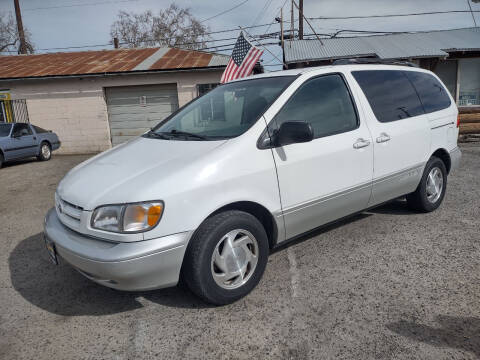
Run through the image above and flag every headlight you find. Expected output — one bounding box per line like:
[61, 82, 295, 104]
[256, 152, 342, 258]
[91, 201, 164, 233]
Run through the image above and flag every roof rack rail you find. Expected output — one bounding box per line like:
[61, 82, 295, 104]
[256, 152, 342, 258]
[332, 58, 419, 68]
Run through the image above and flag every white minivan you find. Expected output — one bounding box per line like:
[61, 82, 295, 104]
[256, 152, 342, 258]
[44, 63, 461, 305]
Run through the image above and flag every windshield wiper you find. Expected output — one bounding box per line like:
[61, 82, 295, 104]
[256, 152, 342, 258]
[145, 130, 169, 139]
[158, 129, 208, 140]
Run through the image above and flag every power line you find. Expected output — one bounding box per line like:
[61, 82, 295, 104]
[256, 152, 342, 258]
[251, 0, 276, 27]
[25, 22, 284, 52]
[9, 24, 472, 53]
[32, 35, 277, 53]
[199, 40, 279, 52]
[308, 10, 480, 20]
[260, 0, 290, 38]
[200, 0, 250, 23]
[466, 0, 478, 27]
[23, 0, 140, 11]
[195, 22, 278, 36]
[241, 27, 286, 67]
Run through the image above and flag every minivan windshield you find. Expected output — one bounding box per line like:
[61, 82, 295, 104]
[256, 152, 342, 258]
[149, 76, 295, 140]
[0, 123, 12, 137]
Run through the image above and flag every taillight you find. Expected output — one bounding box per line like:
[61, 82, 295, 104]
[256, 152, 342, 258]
[457, 114, 460, 128]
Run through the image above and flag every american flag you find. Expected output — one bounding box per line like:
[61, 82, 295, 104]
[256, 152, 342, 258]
[220, 32, 264, 83]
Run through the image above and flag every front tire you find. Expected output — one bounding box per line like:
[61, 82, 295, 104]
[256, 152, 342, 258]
[37, 142, 51, 161]
[182, 210, 269, 305]
[0, 152, 3, 168]
[407, 156, 447, 212]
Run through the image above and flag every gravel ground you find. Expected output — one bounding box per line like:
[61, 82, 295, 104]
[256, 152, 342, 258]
[0, 144, 479, 360]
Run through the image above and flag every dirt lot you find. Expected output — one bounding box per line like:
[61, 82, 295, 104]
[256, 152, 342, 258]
[1, 144, 479, 360]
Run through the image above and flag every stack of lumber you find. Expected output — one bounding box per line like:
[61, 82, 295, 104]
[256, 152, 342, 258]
[459, 107, 480, 134]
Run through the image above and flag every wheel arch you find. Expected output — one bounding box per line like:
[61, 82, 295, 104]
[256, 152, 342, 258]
[207, 201, 279, 249]
[38, 139, 52, 154]
[40, 139, 52, 147]
[431, 148, 451, 174]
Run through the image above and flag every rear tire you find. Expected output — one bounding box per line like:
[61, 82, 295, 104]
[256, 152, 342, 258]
[182, 210, 269, 305]
[407, 156, 447, 212]
[0, 152, 3, 168]
[37, 142, 51, 161]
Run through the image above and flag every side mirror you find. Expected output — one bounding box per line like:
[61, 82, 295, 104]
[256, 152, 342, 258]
[275, 121, 314, 147]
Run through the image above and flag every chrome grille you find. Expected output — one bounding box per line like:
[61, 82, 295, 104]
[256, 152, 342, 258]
[55, 194, 83, 228]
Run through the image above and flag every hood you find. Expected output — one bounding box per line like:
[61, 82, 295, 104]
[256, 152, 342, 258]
[57, 137, 226, 210]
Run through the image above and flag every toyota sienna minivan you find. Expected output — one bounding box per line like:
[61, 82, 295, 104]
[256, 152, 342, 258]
[44, 63, 461, 305]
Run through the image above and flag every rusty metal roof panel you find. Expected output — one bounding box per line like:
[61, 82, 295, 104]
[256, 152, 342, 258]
[0, 47, 227, 80]
[150, 48, 213, 69]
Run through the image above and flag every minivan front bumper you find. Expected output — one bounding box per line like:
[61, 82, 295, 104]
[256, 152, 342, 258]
[44, 208, 192, 291]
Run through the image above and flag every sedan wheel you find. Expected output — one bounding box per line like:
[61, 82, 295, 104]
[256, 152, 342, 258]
[38, 143, 51, 161]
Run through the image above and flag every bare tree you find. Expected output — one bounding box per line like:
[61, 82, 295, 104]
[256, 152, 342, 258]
[0, 11, 34, 54]
[110, 4, 210, 50]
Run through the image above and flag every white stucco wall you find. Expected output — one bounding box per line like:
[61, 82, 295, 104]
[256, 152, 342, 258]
[2, 70, 223, 154]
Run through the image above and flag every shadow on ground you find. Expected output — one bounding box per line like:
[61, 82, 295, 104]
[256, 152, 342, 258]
[387, 316, 480, 357]
[272, 212, 373, 254]
[367, 198, 417, 216]
[9, 233, 212, 316]
[10, 201, 411, 316]
[2, 157, 38, 168]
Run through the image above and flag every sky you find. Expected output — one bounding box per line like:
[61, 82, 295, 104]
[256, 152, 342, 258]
[0, 0, 479, 71]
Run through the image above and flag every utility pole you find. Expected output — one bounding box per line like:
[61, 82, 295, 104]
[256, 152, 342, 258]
[293, 0, 323, 45]
[280, 8, 285, 67]
[290, 0, 294, 44]
[280, 8, 284, 50]
[298, 0, 303, 40]
[13, 0, 27, 54]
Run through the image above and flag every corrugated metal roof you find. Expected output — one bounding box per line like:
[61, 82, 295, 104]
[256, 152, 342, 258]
[285, 27, 480, 63]
[0, 47, 229, 80]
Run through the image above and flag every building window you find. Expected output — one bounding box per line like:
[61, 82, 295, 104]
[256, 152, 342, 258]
[434, 60, 457, 99]
[459, 58, 480, 106]
[197, 83, 219, 97]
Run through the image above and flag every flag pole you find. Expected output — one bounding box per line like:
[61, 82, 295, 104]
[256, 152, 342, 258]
[238, 26, 287, 69]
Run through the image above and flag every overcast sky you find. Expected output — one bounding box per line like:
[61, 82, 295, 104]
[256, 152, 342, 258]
[0, 0, 479, 71]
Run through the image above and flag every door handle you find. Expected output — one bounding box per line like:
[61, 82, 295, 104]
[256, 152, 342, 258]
[376, 132, 391, 143]
[353, 138, 371, 149]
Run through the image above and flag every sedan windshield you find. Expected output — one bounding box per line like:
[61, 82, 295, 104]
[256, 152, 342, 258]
[149, 76, 295, 140]
[0, 123, 12, 137]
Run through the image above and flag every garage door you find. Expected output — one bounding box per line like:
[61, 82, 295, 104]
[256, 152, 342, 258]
[105, 84, 179, 146]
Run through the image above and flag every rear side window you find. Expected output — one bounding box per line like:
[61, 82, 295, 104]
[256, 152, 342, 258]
[352, 70, 424, 122]
[274, 74, 358, 139]
[32, 125, 48, 133]
[404, 71, 451, 113]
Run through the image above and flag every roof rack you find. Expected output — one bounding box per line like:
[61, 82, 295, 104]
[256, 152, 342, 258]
[332, 58, 419, 67]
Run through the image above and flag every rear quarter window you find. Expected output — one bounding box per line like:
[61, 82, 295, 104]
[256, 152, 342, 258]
[352, 70, 424, 123]
[404, 71, 451, 113]
[32, 125, 48, 133]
